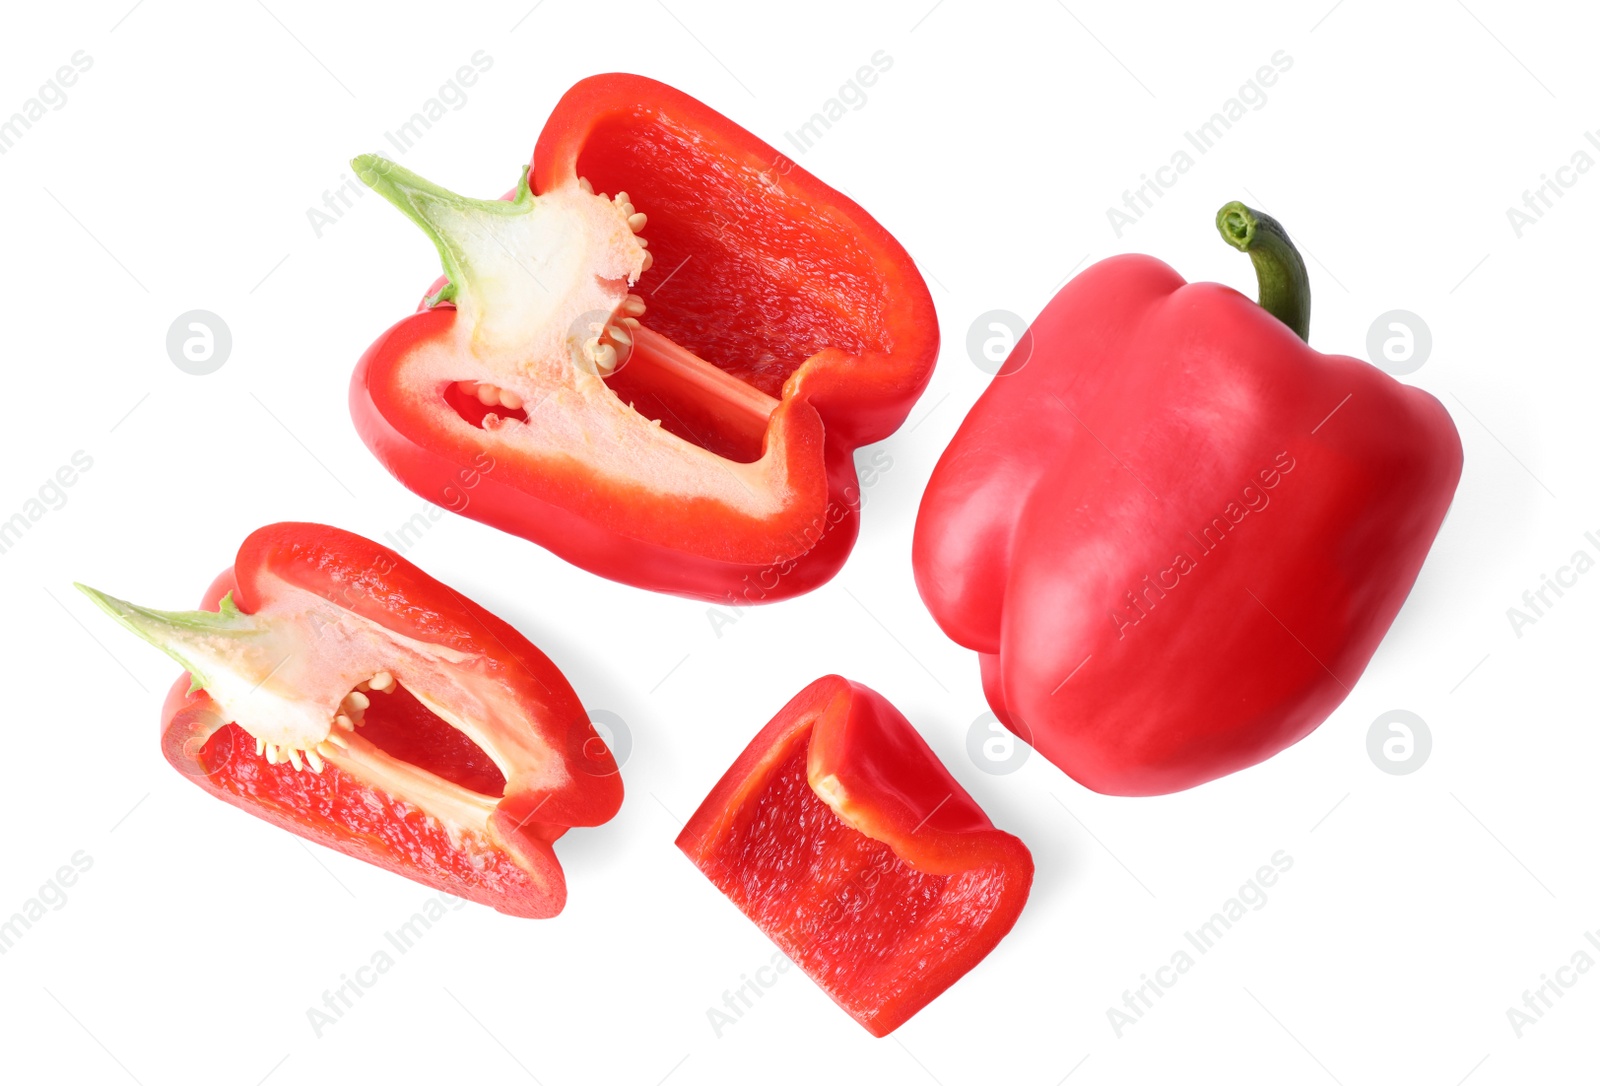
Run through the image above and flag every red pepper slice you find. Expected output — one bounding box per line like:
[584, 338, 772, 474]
[676, 676, 1033, 1036]
[78, 523, 621, 918]
[350, 74, 937, 603]
[913, 203, 1464, 796]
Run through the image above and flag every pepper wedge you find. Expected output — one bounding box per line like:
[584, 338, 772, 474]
[78, 523, 622, 918]
[677, 676, 1033, 1036]
[350, 74, 937, 604]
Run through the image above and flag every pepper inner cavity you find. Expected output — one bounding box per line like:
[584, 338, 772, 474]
[253, 669, 508, 798]
[444, 177, 780, 462]
[342, 674, 509, 798]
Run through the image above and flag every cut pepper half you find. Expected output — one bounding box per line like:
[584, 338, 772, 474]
[349, 73, 937, 603]
[676, 676, 1033, 1036]
[79, 523, 622, 918]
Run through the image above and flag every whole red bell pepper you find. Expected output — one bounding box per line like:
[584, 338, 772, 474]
[677, 676, 1033, 1036]
[78, 523, 622, 918]
[349, 74, 937, 603]
[913, 203, 1463, 796]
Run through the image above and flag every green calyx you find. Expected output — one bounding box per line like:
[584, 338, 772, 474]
[1215, 201, 1311, 343]
[75, 584, 268, 695]
[352, 153, 534, 308]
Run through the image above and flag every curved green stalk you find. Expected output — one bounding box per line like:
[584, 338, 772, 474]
[352, 153, 534, 307]
[1215, 201, 1311, 343]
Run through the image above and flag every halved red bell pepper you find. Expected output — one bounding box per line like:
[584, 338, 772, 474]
[78, 523, 622, 918]
[676, 676, 1032, 1036]
[913, 203, 1463, 796]
[349, 73, 937, 603]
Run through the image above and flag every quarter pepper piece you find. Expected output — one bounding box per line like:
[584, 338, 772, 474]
[77, 523, 621, 918]
[914, 203, 1464, 796]
[349, 73, 937, 603]
[677, 676, 1033, 1036]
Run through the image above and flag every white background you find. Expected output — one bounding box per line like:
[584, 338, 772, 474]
[2, 0, 1594, 1082]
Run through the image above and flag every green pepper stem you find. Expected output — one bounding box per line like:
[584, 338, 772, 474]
[1215, 201, 1311, 343]
[75, 584, 265, 693]
[352, 153, 533, 307]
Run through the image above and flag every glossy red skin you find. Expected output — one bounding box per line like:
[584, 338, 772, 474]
[914, 255, 1464, 796]
[158, 523, 623, 918]
[676, 676, 1032, 1036]
[352, 73, 938, 604]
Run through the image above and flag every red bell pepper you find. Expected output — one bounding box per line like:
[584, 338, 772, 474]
[77, 523, 622, 918]
[349, 74, 937, 603]
[913, 203, 1464, 796]
[676, 676, 1032, 1036]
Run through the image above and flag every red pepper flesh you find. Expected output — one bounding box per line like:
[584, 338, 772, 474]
[676, 676, 1033, 1036]
[913, 205, 1464, 796]
[350, 74, 937, 603]
[80, 523, 622, 918]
